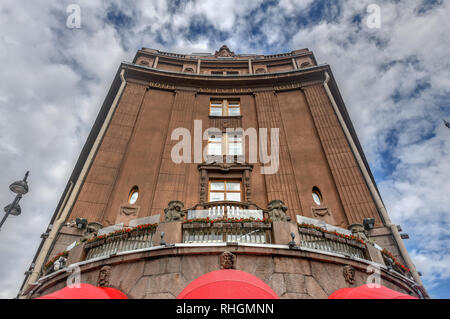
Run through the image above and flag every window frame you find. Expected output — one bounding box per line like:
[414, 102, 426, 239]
[208, 179, 242, 202]
[128, 186, 139, 205]
[209, 99, 241, 117]
[207, 131, 243, 156]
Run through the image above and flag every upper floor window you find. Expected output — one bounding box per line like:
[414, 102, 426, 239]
[207, 132, 243, 156]
[209, 180, 242, 202]
[128, 186, 139, 205]
[209, 99, 240, 117]
[312, 187, 322, 205]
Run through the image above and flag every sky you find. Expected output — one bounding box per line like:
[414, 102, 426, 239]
[0, 0, 449, 299]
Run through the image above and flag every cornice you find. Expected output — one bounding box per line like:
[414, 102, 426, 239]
[122, 61, 329, 92]
[133, 48, 315, 64]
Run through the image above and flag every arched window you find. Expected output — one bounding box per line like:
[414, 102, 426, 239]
[184, 67, 194, 73]
[128, 186, 139, 205]
[255, 68, 266, 74]
[312, 187, 322, 205]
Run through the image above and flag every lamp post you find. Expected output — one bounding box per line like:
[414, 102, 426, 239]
[0, 171, 29, 232]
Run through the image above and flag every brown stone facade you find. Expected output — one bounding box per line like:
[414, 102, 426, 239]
[21, 46, 426, 298]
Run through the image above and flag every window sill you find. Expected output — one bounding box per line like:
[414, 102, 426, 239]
[208, 115, 243, 119]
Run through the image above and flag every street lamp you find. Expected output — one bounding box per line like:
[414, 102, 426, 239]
[0, 171, 29, 231]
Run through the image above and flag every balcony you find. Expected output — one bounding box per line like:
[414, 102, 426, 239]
[30, 199, 423, 300]
[186, 201, 264, 220]
[45, 200, 410, 282]
[297, 225, 366, 260]
[183, 201, 270, 244]
[84, 226, 157, 260]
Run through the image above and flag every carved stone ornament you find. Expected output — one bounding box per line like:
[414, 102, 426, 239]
[312, 207, 331, 217]
[267, 200, 290, 222]
[164, 200, 185, 222]
[343, 265, 356, 285]
[348, 223, 369, 242]
[220, 251, 236, 269]
[215, 45, 235, 57]
[120, 205, 139, 217]
[87, 222, 103, 234]
[97, 265, 111, 287]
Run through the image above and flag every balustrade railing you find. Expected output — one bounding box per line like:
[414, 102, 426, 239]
[84, 228, 156, 260]
[297, 227, 366, 259]
[187, 201, 264, 220]
[183, 227, 270, 244]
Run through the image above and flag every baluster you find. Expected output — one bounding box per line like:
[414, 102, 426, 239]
[117, 236, 124, 253]
[104, 241, 109, 257]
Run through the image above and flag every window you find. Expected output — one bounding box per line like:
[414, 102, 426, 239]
[209, 99, 240, 116]
[128, 186, 139, 205]
[312, 187, 322, 205]
[207, 133, 223, 156]
[207, 132, 243, 156]
[209, 180, 241, 202]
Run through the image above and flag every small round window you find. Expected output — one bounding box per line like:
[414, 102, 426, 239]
[312, 187, 322, 205]
[128, 186, 139, 205]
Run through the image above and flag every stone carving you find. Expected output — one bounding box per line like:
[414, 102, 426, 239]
[164, 200, 185, 222]
[199, 170, 207, 203]
[312, 207, 330, 217]
[98, 265, 111, 287]
[87, 222, 103, 234]
[343, 265, 356, 285]
[348, 223, 369, 242]
[53, 257, 67, 271]
[220, 251, 236, 269]
[120, 205, 139, 217]
[267, 200, 290, 222]
[215, 45, 235, 57]
[244, 170, 251, 202]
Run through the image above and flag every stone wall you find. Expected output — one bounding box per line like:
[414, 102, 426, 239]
[30, 245, 420, 299]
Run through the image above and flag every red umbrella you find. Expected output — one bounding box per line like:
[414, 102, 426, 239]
[177, 269, 279, 299]
[329, 284, 418, 299]
[36, 283, 128, 299]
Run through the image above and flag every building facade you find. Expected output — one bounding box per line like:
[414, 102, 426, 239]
[19, 45, 428, 299]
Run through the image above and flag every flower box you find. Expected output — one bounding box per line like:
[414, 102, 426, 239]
[212, 222, 224, 228]
[324, 233, 346, 243]
[231, 222, 242, 229]
[298, 227, 323, 237]
[222, 223, 232, 228]
[243, 222, 253, 228]
[130, 230, 140, 237]
[261, 223, 272, 229]
[192, 222, 211, 229]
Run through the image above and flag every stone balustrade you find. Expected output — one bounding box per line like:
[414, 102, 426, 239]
[60, 202, 384, 273]
[84, 227, 156, 260]
[187, 201, 265, 220]
[297, 227, 366, 260]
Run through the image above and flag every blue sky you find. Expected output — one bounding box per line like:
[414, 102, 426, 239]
[0, 0, 449, 298]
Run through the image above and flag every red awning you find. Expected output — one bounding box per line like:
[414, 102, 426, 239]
[328, 284, 418, 299]
[36, 283, 128, 299]
[177, 269, 279, 299]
